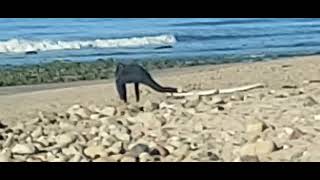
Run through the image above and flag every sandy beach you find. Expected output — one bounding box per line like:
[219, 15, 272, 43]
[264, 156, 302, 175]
[1, 55, 320, 162]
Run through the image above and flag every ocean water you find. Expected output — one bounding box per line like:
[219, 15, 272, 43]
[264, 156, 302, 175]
[1, 18, 320, 65]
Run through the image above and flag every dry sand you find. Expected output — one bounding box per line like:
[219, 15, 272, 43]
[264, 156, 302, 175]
[0, 55, 320, 162]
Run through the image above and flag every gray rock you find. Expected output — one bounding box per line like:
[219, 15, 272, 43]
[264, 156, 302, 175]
[149, 145, 170, 156]
[129, 144, 149, 157]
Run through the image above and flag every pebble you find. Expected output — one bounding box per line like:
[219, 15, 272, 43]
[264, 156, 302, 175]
[55, 133, 76, 148]
[84, 145, 108, 159]
[100, 106, 117, 116]
[184, 95, 200, 108]
[314, 115, 320, 121]
[93, 157, 117, 162]
[108, 142, 124, 154]
[138, 152, 153, 162]
[196, 102, 211, 112]
[31, 126, 43, 138]
[114, 132, 131, 142]
[68, 154, 82, 162]
[120, 156, 137, 162]
[239, 143, 257, 157]
[149, 146, 169, 157]
[210, 96, 225, 104]
[255, 140, 276, 155]
[0, 150, 11, 162]
[3, 133, 14, 148]
[134, 112, 162, 130]
[240, 155, 260, 162]
[246, 121, 266, 134]
[143, 100, 159, 112]
[11, 144, 36, 155]
[129, 144, 150, 157]
[303, 96, 318, 107]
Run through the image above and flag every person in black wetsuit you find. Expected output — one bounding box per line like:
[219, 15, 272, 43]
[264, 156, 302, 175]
[115, 63, 177, 103]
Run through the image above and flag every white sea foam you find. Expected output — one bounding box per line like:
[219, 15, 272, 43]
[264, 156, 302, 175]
[0, 34, 177, 53]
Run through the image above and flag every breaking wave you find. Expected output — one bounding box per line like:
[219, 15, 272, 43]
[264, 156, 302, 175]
[0, 34, 177, 53]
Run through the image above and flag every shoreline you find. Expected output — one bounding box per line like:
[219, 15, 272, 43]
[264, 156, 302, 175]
[1, 54, 319, 96]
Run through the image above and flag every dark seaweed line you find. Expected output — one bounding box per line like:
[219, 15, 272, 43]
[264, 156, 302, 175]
[1, 51, 320, 87]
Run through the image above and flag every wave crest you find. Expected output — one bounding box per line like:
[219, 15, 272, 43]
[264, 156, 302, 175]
[0, 34, 177, 53]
